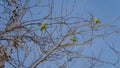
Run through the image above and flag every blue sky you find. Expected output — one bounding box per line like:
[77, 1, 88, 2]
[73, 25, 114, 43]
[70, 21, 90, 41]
[81, 0, 120, 68]
[86, 0, 120, 23]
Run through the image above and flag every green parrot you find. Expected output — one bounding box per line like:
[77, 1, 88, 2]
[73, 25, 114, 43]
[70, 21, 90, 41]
[93, 17, 101, 24]
[71, 36, 77, 43]
[40, 22, 46, 31]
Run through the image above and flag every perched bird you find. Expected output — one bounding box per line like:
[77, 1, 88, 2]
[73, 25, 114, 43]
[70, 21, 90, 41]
[40, 23, 46, 31]
[71, 36, 77, 43]
[93, 17, 101, 24]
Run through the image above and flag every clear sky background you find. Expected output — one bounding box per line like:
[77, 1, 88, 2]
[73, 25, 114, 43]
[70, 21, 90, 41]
[78, 0, 120, 68]
[87, 0, 120, 23]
